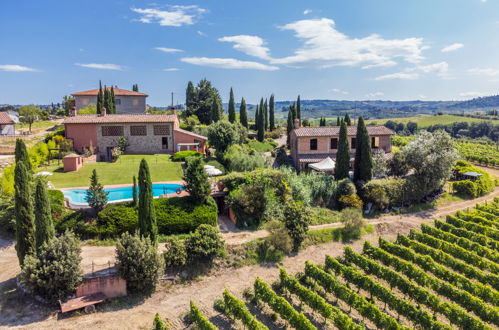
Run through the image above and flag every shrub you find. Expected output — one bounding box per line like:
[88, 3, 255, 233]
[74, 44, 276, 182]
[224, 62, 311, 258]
[224, 144, 265, 172]
[48, 189, 65, 219]
[338, 194, 363, 209]
[183, 156, 211, 204]
[452, 160, 495, 197]
[363, 178, 406, 209]
[173, 150, 202, 161]
[337, 178, 356, 197]
[163, 236, 187, 267]
[116, 233, 164, 293]
[97, 203, 138, 236]
[154, 196, 218, 235]
[152, 313, 169, 330]
[388, 152, 410, 177]
[453, 180, 478, 198]
[283, 201, 310, 251]
[340, 208, 365, 240]
[20, 232, 83, 304]
[185, 224, 224, 263]
[0, 197, 15, 234]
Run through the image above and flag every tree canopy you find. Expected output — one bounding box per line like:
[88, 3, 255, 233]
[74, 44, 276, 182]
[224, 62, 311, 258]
[185, 79, 222, 124]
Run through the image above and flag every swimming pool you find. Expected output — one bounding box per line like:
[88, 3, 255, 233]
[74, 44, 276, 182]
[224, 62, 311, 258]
[62, 183, 184, 205]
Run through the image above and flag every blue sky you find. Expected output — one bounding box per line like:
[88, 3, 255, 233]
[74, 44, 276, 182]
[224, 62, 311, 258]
[1, 0, 499, 105]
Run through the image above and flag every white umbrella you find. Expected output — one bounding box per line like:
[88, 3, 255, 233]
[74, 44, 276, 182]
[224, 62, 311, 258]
[205, 167, 222, 176]
[35, 171, 53, 176]
[309, 157, 335, 172]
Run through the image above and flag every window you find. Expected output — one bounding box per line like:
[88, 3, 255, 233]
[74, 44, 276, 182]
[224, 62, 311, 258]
[115, 98, 121, 105]
[162, 137, 168, 149]
[154, 125, 170, 136]
[351, 137, 357, 149]
[101, 126, 124, 136]
[330, 138, 338, 149]
[130, 125, 147, 136]
[371, 136, 379, 148]
[310, 138, 318, 150]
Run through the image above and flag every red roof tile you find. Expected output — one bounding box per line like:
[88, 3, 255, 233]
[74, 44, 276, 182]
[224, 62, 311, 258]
[71, 87, 148, 97]
[0, 112, 14, 125]
[63, 114, 177, 124]
[293, 125, 394, 137]
[174, 128, 207, 140]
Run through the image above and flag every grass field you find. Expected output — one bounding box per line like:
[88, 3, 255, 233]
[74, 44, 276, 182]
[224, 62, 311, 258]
[38, 154, 183, 188]
[366, 114, 490, 128]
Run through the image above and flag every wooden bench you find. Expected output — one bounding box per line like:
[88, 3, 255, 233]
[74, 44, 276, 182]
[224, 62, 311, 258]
[59, 292, 107, 314]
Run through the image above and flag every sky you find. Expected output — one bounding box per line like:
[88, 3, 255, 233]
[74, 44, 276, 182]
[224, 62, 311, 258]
[1, 0, 499, 105]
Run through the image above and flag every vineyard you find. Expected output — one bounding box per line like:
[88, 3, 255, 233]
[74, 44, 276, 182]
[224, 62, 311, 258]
[187, 198, 499, 329]
[455, 141, 499, 167]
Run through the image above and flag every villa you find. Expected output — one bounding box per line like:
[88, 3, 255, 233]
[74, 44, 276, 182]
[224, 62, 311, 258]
[63, 108, 206, 161]
[72, 87, 148, 114]
[0, 112, 15, 136]
[289, 120, 394, 171]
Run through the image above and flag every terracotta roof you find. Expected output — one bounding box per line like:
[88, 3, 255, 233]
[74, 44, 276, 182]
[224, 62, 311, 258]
[63, 114, 177, 124]
[0, 112, 14, 125]
[293, 125, 394, 137]
[174, 128, 207, 140]
[71, 87, 148, 97]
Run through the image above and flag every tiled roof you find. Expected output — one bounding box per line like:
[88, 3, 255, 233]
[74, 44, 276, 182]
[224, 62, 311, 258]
[71, 87, 148, 97]
[63, 114, 177, 124]
[174, 128, 207, 140]
[0, 112, 14, 125]
[293, 125, 394, 137]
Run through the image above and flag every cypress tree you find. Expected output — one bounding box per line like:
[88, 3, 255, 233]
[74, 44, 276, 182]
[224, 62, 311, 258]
[269, 94, 275, 131]
[138, 159, 157, 244]
[34, 177, 54, 253]
[15, 139, 32, 174]
[264, 99, 268, 131]
[97, 81, 103, 115]
[336, 117, 340, 126]
[290, 102, 296, 121]
[296, 95, 301, 124]
[344, 113, 352, 126]
[239, 97, 248, 128]
[14, 161, 35, 266]
[103, 86, 109, 113]
[257, 102, 265, 142]
[335, 121, 350, 180]
[254, 104, 259, 130]
[228, 87, 236, 123]
[210, 97, 220, 123]
[132, 175, 138, 206]
[286, 110, 293, 146]
[185, 81, 197, 115]
[110, 86, 116, 114]
[353, 117, 373, 182]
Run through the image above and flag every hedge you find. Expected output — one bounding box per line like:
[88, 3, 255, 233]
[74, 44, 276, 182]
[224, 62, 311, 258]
[172, 150, 202, 161]
[452, 161, 495, 197]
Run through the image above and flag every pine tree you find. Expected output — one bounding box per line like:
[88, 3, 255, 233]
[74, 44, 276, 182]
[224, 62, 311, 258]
[132, 175, 138, 206]
[14, 161, 35, 266]
[286, 110, 293, 146]
[344, 113, 352, 126]
[239, 97, 248, 128]
[257, 101, 265, 142]
[210, 97, 221, 123]
[269, 94, 275, 131]
[97, 81, 103, 115]
[228, 87, 236, 123]
[85, 169, 108, 213]
[336, 117, 340, 126]
[335, 121, 350, 180]
[353, 117, 373, 182]
[15, 139, 32, 174]
[138, 159, 157, 244]
[110, 86, 116, 114]
[264, 99, 268, 131]
[296, 95, 301, 124]
[34, 177, 54, 253]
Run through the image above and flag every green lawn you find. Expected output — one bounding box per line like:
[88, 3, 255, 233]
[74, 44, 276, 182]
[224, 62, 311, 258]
[38, 154, 183, 188]
[17, 120, 61, 131]
[366, 115, 491, 128]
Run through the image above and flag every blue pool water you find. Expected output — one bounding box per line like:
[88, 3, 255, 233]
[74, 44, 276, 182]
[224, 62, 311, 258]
[62, 183, 184, 205]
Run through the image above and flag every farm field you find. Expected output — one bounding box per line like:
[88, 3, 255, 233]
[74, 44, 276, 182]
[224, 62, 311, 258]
[189, 199, 499, 329]
[456, 141, 499, 167]
[366, 114, 492, 128]
[38, 154, 183, 188]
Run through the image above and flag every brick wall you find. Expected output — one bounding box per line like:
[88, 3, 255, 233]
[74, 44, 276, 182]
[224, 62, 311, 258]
[65, 123, 97, 153]
[76, 275, 127, 299]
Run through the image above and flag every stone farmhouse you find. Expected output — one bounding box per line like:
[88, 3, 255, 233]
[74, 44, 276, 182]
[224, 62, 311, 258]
[63, 108, 206, 161]
[0, 112, 15, 136]
[72, 87, 148, 114]
[289, 120, 394, 171]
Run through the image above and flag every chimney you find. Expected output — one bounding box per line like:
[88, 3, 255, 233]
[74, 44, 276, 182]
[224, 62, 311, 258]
[101, 107, 107, 116]
[294, 118, 300, 129]
[71, 106, 77, 117]
[171, 107, 177, 116]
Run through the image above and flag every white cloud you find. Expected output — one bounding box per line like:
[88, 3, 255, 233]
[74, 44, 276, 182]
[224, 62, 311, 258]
[459, 91, 486, 98]
[218, 35, 271, 60]
[441, 43, 464, 52]
[131, 5, 205, 27]
[155, 47, 183, 53]
[0, 64, 38, 72]
[303, 9, 312, 15]
[468, 67, 499, 76]
[329, 88, 348, 94]
[197, 30, 207, 37]
[375, 72, 419, 80]
[271, 18, 426, 68]
[180, 57, 279, 71]
[163, 68, 179, 71]
[365, 92, 384, 98]
[75, 63, 123, 70]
